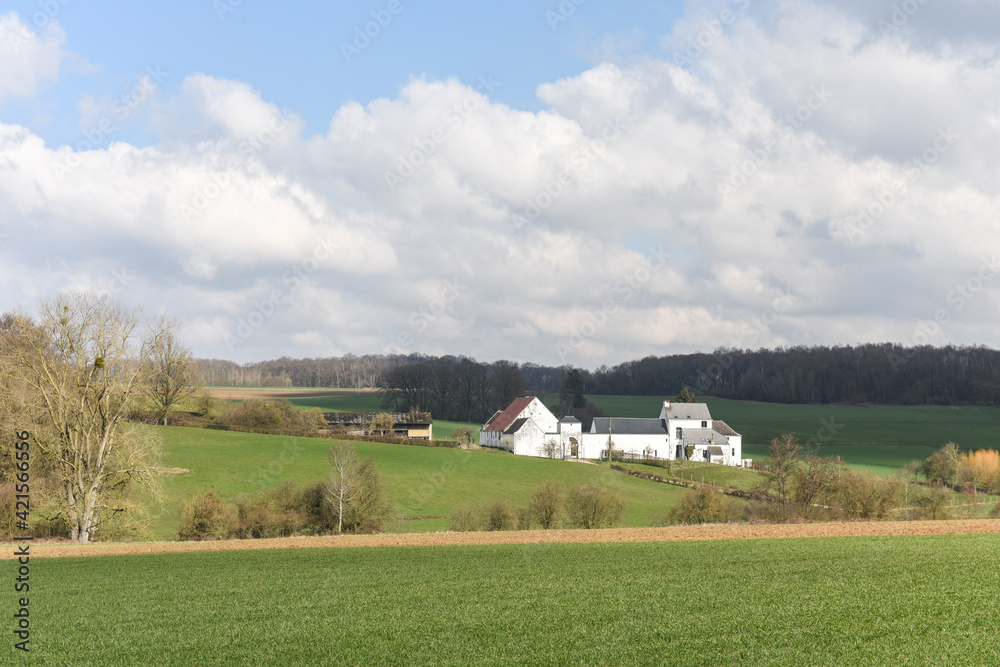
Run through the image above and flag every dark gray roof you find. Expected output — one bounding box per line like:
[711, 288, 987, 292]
[663, 403, 713, 421]
[708, 445, 725, 457]
[504, 417, 529, 434]
[713, 420, 740, 436]
[560, 416, 580, 423]
[591, 418, 668, 436]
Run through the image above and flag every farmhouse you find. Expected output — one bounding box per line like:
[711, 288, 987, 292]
[480, 398, 746, 466]
[323, 412, 433, 439]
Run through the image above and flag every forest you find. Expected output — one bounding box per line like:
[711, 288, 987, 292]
[193, 343, 1000, 423]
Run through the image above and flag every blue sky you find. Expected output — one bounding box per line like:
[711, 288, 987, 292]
[5, 0, 685, 147]
[1, 1, 999, 366]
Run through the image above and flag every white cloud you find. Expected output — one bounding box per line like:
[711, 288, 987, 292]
[0, 12, 68, 102]
[1, 1, 999, 366]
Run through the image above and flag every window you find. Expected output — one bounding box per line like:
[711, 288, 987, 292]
[732, 448, 735, 457]
[676, 427, 682, 438]
[701, 421, 707, 428]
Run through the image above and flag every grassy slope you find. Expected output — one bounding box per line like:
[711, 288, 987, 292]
[153, 426, 688, 540]
[33, 534, 1000, 666]
[586, 395, 1000, 475]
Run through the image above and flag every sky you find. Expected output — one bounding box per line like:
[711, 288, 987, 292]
[1, 0, 998, 368]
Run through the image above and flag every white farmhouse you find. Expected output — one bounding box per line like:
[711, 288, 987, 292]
[480, 397, 747, 467]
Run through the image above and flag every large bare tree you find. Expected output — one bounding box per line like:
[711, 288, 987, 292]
[0, 294, 167, 543]
[145, 321, 200, 425]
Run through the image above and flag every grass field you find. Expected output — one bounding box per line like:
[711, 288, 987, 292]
[152, 426, 688, 540]
[29, 533, 1000, 665]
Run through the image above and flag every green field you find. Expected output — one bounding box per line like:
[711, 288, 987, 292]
[286, 391, 384, 413]
[152, 426, 688, 540]
[586, 395, 1000, 475]
[29, 533, 1000, 665]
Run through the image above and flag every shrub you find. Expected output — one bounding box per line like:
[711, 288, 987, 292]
[667, 487, 744, 525]
[449, 506, 479, 532]
[990, 502, 1000, 519]
[222, 399, 325, 435]
[516, 505, 532, 530]
[566, 484, 625, 529]
[914, 485, 952, 520]
[529, 480, 565, 530]
[298, 481, 337, 533]
[339, 458, 390, 534]
[483, 500, 518, 531]
[960, 449, 1000, 494]
[451, 427, 476, 446]
[178, 492, 237, 541]
[836, 471, 902, 519]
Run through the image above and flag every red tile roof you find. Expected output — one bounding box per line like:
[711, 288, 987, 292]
[483, 396, 536, 432]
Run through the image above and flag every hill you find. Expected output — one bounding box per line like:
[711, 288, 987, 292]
[151, 426, 692, 540]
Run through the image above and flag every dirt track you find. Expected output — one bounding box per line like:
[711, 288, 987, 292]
[5, 519, 999, 559]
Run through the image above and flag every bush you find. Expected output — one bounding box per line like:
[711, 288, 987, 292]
[178, 492, 237, 541]
[836, 471, 902, 519]
[990, 502, 1000, 519]
[516, 505, 532, 530]
[222, 399, 325, 435]
[566, 484, 625, 529]
[667, 487, 744, 525]
[452, 427, 476, 446]
[339, 458, 390, 534]
[914, 485, 952, 520]
[529, 480, 565, 530]
[483, 500, 518, 531]
[449, 506, 479, 532]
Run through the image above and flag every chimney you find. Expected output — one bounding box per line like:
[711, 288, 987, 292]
[664, 401, 671, 410]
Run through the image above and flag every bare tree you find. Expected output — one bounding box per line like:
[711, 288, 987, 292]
[0, 294, 166, 543]
[327, 442, 361, 534]
[145, 321, 200, 425]
[759, 433, 801, 502]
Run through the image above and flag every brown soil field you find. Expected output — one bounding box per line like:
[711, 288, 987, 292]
[5, 519, 999, 560]
[204, 389, 359, 400]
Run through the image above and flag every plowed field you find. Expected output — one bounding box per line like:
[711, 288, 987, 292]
[8, 518, 999, 559]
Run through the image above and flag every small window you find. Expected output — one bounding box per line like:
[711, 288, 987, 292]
[732, 448, 735, 457]
[701, 421, 708, 428]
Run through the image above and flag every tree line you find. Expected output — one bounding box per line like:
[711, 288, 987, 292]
[202, 343, 1000, 408]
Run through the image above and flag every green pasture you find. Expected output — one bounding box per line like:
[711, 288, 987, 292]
[286, 391, 384, 413]
[28, 533, 1000, 665]
[151, 426, 688, 540]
